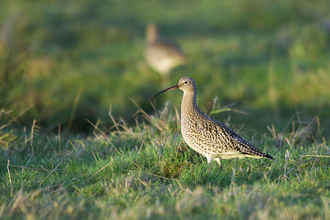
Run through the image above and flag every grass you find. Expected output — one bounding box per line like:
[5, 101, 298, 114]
[1, 0, 330, 219]
[1, 106, 330, 219]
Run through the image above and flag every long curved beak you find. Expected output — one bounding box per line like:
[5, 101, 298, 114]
[149, 84, 179, 102]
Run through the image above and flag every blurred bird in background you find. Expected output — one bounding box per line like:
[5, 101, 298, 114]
[145, 23, 187, 82]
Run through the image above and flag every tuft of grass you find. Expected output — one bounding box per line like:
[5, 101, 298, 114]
[267, 113, 321, 148]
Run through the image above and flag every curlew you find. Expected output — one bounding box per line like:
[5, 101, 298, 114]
[150, 77, 273, 167]
[145, 23, 187, 77]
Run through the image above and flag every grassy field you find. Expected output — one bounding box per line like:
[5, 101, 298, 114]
[1, 0, 330, 219]
[1, 107, 330, 219]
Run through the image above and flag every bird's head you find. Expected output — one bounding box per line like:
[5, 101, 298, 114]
[149, 76, 197, 102]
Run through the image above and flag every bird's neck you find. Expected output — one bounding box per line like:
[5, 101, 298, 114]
[181, 90, 199, 120]
[147, 27, 158, 43]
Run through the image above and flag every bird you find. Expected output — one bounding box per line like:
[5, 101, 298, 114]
[145, 23, 187, 78]
[150, 76, 273, 167]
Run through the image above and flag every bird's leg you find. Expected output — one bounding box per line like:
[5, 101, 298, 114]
[206, 156, 214, 173]
[214, 158, 223, 169]
[206, 155, 213, 164]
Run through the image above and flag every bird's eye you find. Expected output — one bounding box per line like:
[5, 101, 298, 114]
[184, 81, 188, 85]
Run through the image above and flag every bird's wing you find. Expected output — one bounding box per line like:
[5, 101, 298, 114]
[195, 114, 269, 158]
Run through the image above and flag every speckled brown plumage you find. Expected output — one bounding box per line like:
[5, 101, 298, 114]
[150, 76, 273, 167]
